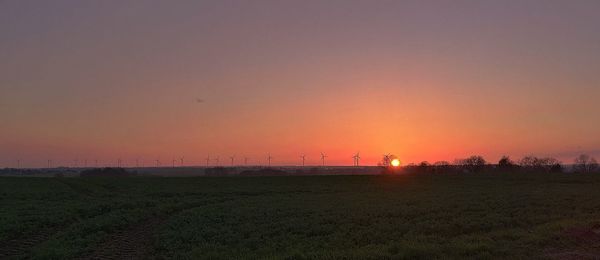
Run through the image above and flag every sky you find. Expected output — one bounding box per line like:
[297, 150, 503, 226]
[1, 0, 599, 168]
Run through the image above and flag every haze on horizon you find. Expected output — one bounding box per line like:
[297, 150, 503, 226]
[1, 0, 599, 168]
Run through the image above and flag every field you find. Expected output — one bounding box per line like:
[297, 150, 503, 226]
[2, 173, 600, 259]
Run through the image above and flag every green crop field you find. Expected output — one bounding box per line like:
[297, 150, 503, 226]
[2, 173, 600, 259]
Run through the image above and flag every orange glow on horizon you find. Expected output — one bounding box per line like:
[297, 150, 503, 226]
[1, 1, 599, 168]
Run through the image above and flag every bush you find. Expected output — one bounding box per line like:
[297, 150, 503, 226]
[204, 167, 233, 176]
[239, 168, 288, 176]
[80, 168, 136, 177]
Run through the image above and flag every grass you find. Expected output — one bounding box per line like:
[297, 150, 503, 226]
[2, 172, 600, 259]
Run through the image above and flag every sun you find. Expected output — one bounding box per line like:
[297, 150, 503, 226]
[391, 159, 401, 167]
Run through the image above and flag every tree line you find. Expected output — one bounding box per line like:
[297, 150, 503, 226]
[397, 154, 599, 174]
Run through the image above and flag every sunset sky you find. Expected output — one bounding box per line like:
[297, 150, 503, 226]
[1, 0, 599, 167]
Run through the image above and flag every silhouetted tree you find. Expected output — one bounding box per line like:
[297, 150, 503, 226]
[573, 154, 599, 173]
[549, 163, 563, 173]
[519, 156, 561, 172]
[379, 154, 398, 167]
[497, 155, 517, 172]
[456, 155, 486, 172]
[519, 156, 537, 168]
[433, 161, 450, 167]
[545, 158, 561, 171]
[414, 161, 431, 174]
[432, 161, 451, 173]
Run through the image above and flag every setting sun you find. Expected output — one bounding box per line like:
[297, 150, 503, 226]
[391, 159, 401, 167]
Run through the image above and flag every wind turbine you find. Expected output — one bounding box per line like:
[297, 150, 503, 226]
[244, 157, 249, 166]
[17, 159, 21, 169]
[180, 157, 184, 167]
[267, 153, 273, 167]
[47, 159, 51, 169]
[215, 156, 220, 166]
[320, 152, 328, 166]
[353, 152, 361, 166]
[172, 159, 176, 168]
[300, 154, 306, 167]
[205, 155, 210, 167]
[229, 155, 235, 166]
[155, 159, 160, 167]
[117, 158, 122, 167]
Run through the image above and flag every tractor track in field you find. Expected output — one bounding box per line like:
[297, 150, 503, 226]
[0, 179, 122, 258]
[80, 216, 165, 260]
[81, 197, 236, 260]
[0, 228, 59, 258]
[80, 198, 232, 260]
[1, 190, 233, 260]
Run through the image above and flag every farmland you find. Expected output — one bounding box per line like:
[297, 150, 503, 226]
[2, 173, 600, 259]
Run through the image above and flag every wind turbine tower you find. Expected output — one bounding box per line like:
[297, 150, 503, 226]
[205, 155, 210, 167]
[267, 153, 273, 167]
[300, 154, 306, 167]
[353, 152, 361, 166]
[320, 152, 328, 167]
[229, 155, 235, 166]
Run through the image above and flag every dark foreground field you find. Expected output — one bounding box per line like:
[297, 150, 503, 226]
[2, 173, 600, 259]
